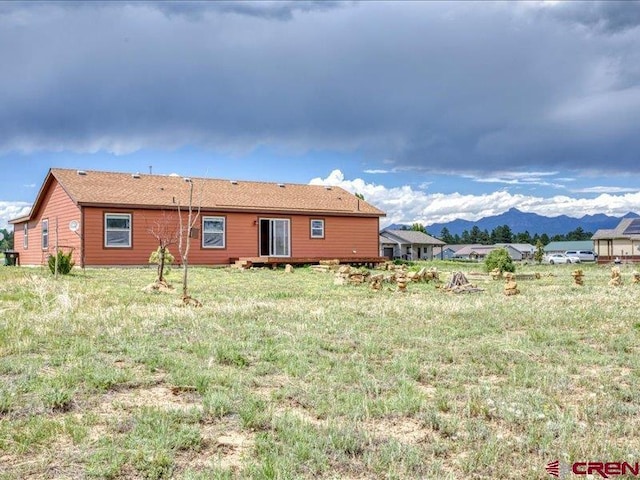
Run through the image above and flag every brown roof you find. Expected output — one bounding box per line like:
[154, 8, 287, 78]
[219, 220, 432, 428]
[13, 168, 385, 222]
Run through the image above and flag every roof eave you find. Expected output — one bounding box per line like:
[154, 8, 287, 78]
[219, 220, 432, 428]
[77, 202, 385, 217]
[8, 215, 30, 225]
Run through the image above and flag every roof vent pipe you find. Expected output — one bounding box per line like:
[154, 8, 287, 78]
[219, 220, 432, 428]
[77, 170, 87, 176]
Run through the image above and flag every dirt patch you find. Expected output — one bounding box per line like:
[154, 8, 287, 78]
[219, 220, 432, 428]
[367, 417, 428, 444]
[96, 384, 201, 417]
[0, 435, 84, 480]
[174, 423, 256, 474]
[416, 383, 437, 397]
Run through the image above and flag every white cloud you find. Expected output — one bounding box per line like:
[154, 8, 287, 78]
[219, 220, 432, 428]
[462, 170, 566, 188]
[363, 169, 390, 174]
[570, 186, 639, 194]
[309, 170, 640, 228]
[0, 202, 31, 229]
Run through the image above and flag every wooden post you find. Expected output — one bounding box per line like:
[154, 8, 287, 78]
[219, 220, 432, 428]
[54, 217, 59, 279]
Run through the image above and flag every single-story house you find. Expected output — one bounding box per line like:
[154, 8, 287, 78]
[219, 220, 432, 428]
[544, 240, 594, 254]
[453, 244, 523, 261]
[433, 245, 464, 260]
[9, 168, 386, 267]
[495, 243, 535, 261]
[453, 245, 495, 261]
[379, 229, 445, 260]
[592, 218, 640, 263]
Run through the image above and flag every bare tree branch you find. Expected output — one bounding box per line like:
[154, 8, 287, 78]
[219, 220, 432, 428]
[147, 211, 180, 283]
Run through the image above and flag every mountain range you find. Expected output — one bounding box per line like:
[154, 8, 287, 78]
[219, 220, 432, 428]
[388, 208, 639, 237]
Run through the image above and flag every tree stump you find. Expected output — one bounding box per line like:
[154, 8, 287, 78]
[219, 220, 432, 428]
[632, 272, 640, 284]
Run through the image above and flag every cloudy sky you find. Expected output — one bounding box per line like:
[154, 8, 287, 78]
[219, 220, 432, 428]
[2, 1, 640, 229]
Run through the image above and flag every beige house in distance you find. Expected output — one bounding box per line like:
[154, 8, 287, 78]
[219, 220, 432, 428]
[592, 218, 640, 263]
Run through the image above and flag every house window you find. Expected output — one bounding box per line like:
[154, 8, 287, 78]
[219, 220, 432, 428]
[24, 224, 28, 249]
[310, 219, 325, 239]
[41, 219, 49, 250]
[105, 213, 132, 248]
[202, 216, 225, 248]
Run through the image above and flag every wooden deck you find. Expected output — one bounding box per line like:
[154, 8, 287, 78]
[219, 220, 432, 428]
[230, 256, 388, 268]
[597, 255, 640, 264]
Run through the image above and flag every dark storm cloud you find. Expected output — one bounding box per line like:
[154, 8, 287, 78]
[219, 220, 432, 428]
[1, 1, 639, 174]
[542, 0, 640, 34]
[152, 1, 347, 21]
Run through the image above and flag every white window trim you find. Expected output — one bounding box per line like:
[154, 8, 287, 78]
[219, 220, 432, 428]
[310, 219, 325, 239]
[41, 219, 49, 250]
[24, 223, 28, 249]
[104, 213, 132, 248]
[202, 216, 226, 249]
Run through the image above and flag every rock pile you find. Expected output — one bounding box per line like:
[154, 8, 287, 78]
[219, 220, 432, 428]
[370, 273, 384, 291]
[381, 262, 408, 272]
[396, 272, 408, 292]
[405, 267, 439, 283]
[334, 265, 370, 285]
[571, 269, 584, 286]
[310, 259, 341, 273]
[609, 267, 623, 286]
[502, 272, 520, 295]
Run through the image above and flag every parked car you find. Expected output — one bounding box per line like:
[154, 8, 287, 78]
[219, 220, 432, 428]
[545, 253, 581, 264]
[564, 250, 597, 262]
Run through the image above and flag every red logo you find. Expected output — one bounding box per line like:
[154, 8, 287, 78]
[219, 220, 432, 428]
[547, 461, 640, 478]
[546, 460, 561, 478]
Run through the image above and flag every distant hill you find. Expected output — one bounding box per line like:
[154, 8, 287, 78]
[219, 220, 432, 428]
[390, 208, 639, 237]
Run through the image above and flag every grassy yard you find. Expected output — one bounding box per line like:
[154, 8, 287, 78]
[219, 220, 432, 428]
[1, 262, 639, 479]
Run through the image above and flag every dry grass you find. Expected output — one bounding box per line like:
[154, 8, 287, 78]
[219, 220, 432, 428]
[0, 261, 639, 479]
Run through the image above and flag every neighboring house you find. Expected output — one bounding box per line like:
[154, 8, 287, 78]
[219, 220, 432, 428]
[495, 243, 535, 261]
[453, 245, 495, 261]
[9, 168, 386, 267]
[433, 245, 464, 260]
[453, 244, 522, 261]
[544, 240, 595, 254]
[592, 218, 640, 263]
[379, 229, 445, 260]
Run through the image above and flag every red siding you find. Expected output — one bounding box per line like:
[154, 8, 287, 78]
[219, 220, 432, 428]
[82, 208, 380, 266]
[13, 179, 81, 266]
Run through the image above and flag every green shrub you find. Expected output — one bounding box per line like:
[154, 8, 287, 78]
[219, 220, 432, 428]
[48, 250, 75, 275]
[534, 240, 545, 264]
[149, 246, 175, 281]
[484, 248, 515, 273]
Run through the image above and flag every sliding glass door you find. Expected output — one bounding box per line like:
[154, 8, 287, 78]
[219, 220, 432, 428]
[259, 218, 290, 257]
